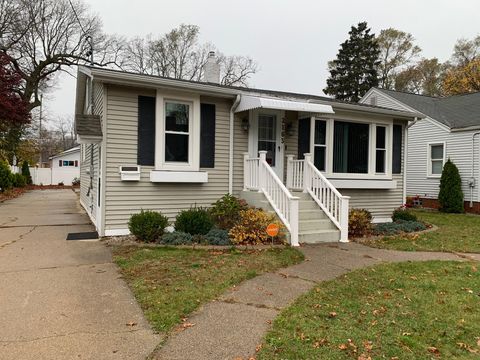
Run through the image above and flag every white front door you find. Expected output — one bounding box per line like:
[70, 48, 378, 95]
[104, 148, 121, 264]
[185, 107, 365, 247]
[250, 111, 283, 179]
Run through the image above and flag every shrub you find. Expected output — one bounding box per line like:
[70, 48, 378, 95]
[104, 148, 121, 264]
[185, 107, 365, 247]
[21, 161, 32, 185]
[128, 210, 169, 242]
[0, 161, 13, 192]
[392, 207, 417, 222]
[348, 208, 372, 238]
[13, 173, 26, 188]
[175, 207, 214, 235]
[438, 159, 464, 213]
[58, 181, 64, 186]
[229, 208, 285, 245]
[161, 231, 193, 245]
[72, 177, 80, 186]
[210, 194, 248, 230]
[205, 228, 231, 246]
[374, 220, 426, 236]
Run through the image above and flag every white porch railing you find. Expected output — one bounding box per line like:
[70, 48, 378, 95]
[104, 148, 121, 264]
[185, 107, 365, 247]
[244, 151, 299, 246]
[287, 153, 350, 242]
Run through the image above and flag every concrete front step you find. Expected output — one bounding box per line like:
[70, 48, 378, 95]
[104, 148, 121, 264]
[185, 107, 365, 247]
[299, 219, 337, 231]
[299, 229, 340, 243]
[299, 209, 328, 220]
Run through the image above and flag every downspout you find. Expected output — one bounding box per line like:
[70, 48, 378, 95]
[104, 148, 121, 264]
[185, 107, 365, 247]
[470, 132, 480, 207]
[228, 95, 241, 194]
[404, 117, 419, 205]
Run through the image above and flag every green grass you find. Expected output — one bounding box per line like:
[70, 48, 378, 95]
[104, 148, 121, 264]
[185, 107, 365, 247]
[113, 246, 303, 333]
[365, 210, 480, 253]
[258, 261, 480, 359]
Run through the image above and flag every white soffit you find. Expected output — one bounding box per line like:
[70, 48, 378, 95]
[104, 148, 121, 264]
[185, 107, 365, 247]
[235, 95, 334, 114]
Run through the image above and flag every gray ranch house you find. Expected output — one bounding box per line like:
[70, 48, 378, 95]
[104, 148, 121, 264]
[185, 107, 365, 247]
[360, 88, 480, 212]
[75, 54, 420, 245]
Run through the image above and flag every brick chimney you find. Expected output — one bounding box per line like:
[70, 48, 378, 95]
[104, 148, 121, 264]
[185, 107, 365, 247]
[203, 51, 220, 84]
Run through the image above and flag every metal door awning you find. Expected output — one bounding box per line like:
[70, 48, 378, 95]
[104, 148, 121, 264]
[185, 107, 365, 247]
[235, 95, 334, 114]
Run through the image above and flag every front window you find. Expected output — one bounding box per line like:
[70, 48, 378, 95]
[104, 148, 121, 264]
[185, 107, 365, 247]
[333, 121, 369, 174]
[313, 120, 326, 171]
[429, 143, 444, 176]
[375, 126, 386, 173]
[165, 102, 190, 163]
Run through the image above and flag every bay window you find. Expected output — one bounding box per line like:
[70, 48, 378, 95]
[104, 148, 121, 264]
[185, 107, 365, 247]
[375, 125, 386, 173]
[313, 120, 327, 171]
[333, 121, 369, 174]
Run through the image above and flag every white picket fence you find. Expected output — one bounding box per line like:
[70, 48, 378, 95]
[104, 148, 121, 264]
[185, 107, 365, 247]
[10, 166, 79, 186]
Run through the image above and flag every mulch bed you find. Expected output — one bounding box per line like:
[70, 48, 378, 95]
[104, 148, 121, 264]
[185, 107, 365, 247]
[0, 187, 28, 203]
[26, 184, 80, 190]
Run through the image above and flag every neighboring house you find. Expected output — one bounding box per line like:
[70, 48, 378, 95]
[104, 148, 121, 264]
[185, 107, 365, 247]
[360, 88, 480, 212]
[74, 54, 419, 244]
[46, 146, 81, 185]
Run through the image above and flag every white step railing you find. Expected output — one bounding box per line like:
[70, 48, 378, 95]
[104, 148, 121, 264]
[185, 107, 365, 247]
[243, 151, 299, 246]
[287, 153, 350, 242]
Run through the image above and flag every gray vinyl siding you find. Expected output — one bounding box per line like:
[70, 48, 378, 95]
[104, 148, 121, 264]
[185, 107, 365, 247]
[79, 82, 103, 225]
[104, 85, 237, 231]
[361, 90, 411, 112]
[407, 119, 479, 202]
[339, 121, 406, 220]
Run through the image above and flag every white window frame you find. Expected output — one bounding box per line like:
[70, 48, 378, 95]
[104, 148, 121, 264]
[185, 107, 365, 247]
[311, 118, 329, 172]
[155, 90, 200, 172]
[427, 142, 445, 178]
[315, 116, 393, 180]
[375, 125, 387, 174]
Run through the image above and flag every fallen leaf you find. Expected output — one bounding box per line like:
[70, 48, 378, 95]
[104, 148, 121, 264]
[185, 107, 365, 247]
[358, 354, 372, 360]
[126, 321, 137, 327]
[182, 322, 195, 328]
[427, 346, 440, 357]
[255, 344, 262, 352]
[338, 343, 348, 350]
[329, 311, 338, 318]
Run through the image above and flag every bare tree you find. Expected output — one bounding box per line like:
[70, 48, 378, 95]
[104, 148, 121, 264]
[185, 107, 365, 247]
[0, 0, 123, 111]
[377, 28, 422, 89]
[52, 115, 75, 150]
[121, 24, 258, 86]
[451, 35, 480, 66]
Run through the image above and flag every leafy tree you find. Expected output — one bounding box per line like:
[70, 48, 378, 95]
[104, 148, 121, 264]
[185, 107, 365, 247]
[376, 28, 421, 89]
[395, 58, 445, 96]
[438, 159, 464, 213]
[451, 35, 480, 66]
[442, 58, 480, 95]
[0, 0, 121, 111]
[0, 160, 13, 192]
[121, 24, 258, 86]
[324, 22, 380, 102]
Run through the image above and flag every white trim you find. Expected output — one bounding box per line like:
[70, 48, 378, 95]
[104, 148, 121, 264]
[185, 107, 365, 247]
[228, 95, 241, 194]
[99, 84, 107, 237]
[425, 117, 450, 132]
[104, 228, 130, 236]
[150, 170, 208, 183]
[372, 216, 393, 224]
[155, 90, 201, 172]
[235, 95, 335, 114]
[427, 142, 446, 177]
[330, 179, 398, 189]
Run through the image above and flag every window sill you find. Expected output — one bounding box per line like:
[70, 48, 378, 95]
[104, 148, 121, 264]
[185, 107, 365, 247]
[330, 179, 398, 189]
[150, 170, 208, 183]
[427, 175, 441, 179]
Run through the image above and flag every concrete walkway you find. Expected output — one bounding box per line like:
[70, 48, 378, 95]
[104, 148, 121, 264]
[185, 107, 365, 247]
[155, 242, 479, 360]
[0, 190, 159, 360]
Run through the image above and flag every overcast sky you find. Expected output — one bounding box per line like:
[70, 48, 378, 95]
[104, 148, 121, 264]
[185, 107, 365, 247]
[43, 0, 479, 123]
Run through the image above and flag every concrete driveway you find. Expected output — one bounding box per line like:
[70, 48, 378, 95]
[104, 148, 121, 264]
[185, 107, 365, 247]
[0, 190, 159, 360]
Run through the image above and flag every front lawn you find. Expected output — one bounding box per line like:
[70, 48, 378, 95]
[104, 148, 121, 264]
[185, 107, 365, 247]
[113, 246, 303, 333]
[258, 261, 480, 359]
[364, 210, 480, 253]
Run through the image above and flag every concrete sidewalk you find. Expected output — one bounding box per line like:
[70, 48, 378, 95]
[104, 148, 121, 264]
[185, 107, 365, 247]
[0, 190, 159, 360]
[155, 242, 474, 360]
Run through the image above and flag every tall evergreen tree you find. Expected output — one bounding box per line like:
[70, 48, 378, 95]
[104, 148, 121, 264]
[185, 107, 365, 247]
[438, 159, 464, 213]
[324, 22, 380, 102]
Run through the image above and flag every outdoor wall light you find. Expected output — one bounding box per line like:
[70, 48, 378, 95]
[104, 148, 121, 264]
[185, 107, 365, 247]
[241, 118, 250, 132]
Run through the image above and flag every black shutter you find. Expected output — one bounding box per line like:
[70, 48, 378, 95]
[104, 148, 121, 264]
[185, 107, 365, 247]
[200, 103, 216, 168]
[137, 96, 156, 166]
[298, 118, 310, 159]
[392, 124, 402, 174]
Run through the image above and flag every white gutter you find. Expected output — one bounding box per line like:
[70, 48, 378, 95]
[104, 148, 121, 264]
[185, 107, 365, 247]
[403, 117, 419, 204]
[229, 95, 241, 194]
[470, 132, 480, 207]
